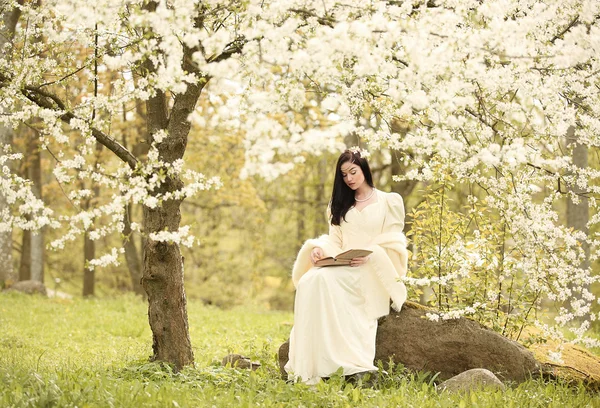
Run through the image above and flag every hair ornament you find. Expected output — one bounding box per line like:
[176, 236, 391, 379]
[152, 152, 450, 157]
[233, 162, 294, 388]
[348, 146, 370, 159]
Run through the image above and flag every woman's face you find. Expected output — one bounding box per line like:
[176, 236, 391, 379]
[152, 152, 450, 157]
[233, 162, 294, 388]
[340, 161, 365, 190]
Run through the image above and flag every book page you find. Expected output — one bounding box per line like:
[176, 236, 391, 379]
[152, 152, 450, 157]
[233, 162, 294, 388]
[334, 249, 373, 260]
[315, 249, 373, 267]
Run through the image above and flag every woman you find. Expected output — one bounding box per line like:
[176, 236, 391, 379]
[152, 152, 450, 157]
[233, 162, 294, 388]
[284, 149, 408, 385]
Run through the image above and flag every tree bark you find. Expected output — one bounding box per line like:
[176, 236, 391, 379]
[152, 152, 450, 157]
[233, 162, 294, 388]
[0, 1, 22, 285]
[296, 183, 306, 245]
[140, 77, 207, 367]
[81, 135, 103, 296]
[17, 130, 45, 282]
[29, 138, 44, 282]
[139, 10, 207, 365]
[142, 188, 193, 369]
[123, 202, 144, 296]
[18, 227, 31, 280]
[566, 125, 590, 274]
[314, 157, 327, 236]
[0, 119, 13, 284]
[82, 230, 95, 296]
[119, 104, 145, 296]
[0, 125, 13, 286]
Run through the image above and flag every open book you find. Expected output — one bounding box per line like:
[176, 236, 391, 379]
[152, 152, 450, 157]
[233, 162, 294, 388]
[314, 249, 373, 267]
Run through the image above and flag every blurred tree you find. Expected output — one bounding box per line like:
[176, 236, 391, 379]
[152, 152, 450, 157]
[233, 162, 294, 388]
[0, 1, 20, 286]
[28, 132, 44, 282]
[566, 126, 591, 290]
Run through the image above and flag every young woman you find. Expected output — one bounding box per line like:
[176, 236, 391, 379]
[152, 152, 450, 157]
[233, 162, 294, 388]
[284, 149, 409, 385]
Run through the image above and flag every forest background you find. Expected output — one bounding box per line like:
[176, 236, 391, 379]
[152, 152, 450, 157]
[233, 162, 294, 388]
[1, 0, 600, 370]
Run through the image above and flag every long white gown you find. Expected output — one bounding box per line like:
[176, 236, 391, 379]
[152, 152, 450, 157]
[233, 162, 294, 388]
[285, 190, 401, 384]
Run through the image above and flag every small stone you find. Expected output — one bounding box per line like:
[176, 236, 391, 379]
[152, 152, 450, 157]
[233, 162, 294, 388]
[438, 368, 506, 393]
[222, 354, 261, 371]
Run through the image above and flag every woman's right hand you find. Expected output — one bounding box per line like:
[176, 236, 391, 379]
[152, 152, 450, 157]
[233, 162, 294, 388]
[310, 247, 324, 265]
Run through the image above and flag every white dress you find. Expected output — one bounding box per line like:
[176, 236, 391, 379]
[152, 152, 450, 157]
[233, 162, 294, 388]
[285, 190, 404, 384]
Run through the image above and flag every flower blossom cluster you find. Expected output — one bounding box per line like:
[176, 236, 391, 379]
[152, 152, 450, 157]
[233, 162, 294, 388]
[0, 147, 59, 232]
[148, 226, 196, 248]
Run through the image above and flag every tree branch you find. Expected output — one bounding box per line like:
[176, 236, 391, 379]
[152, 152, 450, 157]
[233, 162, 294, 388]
[1, 0, 23, 40]
[164, 48, 209, 163]
[207, 36, 247, 63]
[525, 162, 594, 198]
[14, 82, 139, 170]
[141, 1, 169, 141]
[551, 15, 579, 44]
[289, 8, 336, 27]
[465, 107, 495, 130]
[392, 55, 409, 67]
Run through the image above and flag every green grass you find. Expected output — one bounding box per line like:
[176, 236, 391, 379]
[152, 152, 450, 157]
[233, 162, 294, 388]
[0, 293, 598, 407]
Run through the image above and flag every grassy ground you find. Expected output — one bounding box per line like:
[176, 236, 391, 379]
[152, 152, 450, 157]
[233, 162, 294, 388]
[0, 292, 598, 408]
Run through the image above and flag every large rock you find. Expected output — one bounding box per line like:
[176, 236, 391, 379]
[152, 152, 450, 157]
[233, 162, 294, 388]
[438, 368, 505, 393]
[375, 302, 539, 382]
[278, 301, 540, 382]
[4, 280, 47, 296]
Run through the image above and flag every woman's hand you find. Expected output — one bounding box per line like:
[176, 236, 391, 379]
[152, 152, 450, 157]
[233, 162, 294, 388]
[310, 247, 324, 265]
[350, 256, 369, 267]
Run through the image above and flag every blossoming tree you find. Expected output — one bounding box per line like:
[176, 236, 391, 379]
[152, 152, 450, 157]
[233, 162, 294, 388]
[1, 0, 599, 367]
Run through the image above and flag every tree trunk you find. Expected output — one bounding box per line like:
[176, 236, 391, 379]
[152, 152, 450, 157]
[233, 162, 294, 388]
[82, 230, 95, 296]
[119, 108, 145, 296]
[0, 116, 13, 285]
[566, 125, 590, 275]
[0, 126, 13, 286]
[0, 0, 22, 286]
[81, 137, 103, 297]
[140, 88, 194, 368]
[142, 191, 193, 369]
[123, 202, 144, 296]
[19, 228, 31, 281]
[29, 139, 44, 282]
[297, 183, 305, 245]
[314, 157, 327, 236]
[139, 26, 206, 367]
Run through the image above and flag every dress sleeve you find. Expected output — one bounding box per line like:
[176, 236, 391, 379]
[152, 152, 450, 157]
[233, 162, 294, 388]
[326, 206, 343, 249]
[383, 192, 405, 233]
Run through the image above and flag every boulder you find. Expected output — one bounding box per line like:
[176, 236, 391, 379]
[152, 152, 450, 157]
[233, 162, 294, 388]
[437, 368, 505, 393]
[278, 301, 540, 382]
[278, 342, 289, 379]
[4, 280, 47, 296]
[375, 302, 539, 382]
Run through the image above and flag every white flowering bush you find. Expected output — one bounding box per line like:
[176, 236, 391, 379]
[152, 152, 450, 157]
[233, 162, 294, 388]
[406, 176, 599, 348]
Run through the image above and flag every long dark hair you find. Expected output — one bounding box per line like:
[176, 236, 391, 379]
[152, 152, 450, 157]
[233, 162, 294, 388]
[330, 150, 374, 226]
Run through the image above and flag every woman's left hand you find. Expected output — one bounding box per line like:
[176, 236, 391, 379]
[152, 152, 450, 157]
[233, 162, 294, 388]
[350, 256, 369, 267]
